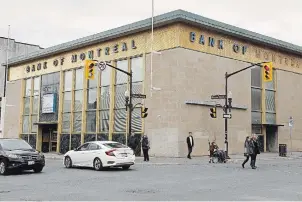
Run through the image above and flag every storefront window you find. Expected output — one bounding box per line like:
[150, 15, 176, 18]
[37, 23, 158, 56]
[100, 66, 111, 86]
[100, 87, 110, 109]
[25, 79, 31, 96]
[73, 112, 82, 132]
[75, 68, 83, 90]
[23, 97, 30, 115]
[86, 111, 96, 132]
[87, 88, 97, 110]
[22, 115, 30, 133]
[64, 70, 72, 91]
[63, 92, 72, 112]
[116, 60, 128, 85]
[31, 115, 38, 132]
[74, 90, 83, 111]
[131, 57, 144, 82]
[33, 77, 40, 96]
[99, 110, 109, 132]
[62, 113, 71, 133]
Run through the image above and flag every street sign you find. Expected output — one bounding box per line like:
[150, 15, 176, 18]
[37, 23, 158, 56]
[211, 94, 226, 99]
[289, 116, 294, 127]
[132, 94, 146, 99]
[97, 61, 107, 71]
[223, 114, 232, 119]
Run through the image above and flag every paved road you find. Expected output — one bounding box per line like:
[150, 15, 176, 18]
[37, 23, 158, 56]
[1, 158, 302, 201]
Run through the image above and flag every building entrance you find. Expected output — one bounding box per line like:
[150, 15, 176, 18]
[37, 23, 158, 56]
[266, 126, 278, 152]
[41, 125, 58, 153]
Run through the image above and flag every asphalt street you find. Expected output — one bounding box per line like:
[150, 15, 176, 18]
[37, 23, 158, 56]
[1, 157, 302, 201]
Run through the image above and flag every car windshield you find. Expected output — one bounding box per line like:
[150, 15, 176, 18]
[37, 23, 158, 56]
[103, 142, 127, 149]
[0, 139, 33, 151]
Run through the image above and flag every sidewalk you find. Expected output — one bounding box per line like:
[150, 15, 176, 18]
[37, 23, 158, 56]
[43, 152, 302, 164]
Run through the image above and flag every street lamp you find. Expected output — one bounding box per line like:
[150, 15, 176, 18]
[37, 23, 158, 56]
[124, 90, 130, 108]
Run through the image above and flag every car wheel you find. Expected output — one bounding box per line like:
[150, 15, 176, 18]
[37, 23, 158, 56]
[33, 166, 43, 173]
[122, 165, 130, 170]
[0, 159, 8, 175]
[93, 158, 103, 171]
[64, 156, 72, 168]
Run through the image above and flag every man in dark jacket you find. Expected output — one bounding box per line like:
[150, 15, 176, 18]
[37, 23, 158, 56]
[128, 131, 137, 153]
[141, 135, 150, 161]
[186, 132, 194, 159]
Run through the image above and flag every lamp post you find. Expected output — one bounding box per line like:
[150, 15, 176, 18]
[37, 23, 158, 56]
[124, 87, 133, 146]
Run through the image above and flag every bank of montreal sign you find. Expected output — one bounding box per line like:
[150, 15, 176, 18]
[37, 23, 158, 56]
[42, 93, 57, 114]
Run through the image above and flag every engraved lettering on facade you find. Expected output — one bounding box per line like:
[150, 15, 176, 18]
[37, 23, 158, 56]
[60, 57, 65, 65]
[291, 58, 295, 67]
[88, 50, 94, 59]
[37, 63, 41, 70]
[208, 37, 215, 47]
[43, 62, 47, 69]
[80, 53, 86, 60]
[284, 57, 288, 65]
[105, 47, 110, 55]
[242, 46, 247, 55]
[218, 40, 223, 49]
[26, 66, 30, 73]
[190, 32, 196, 42]
[71, 54, 77, 63]
[113, 44, 119, 53]
[199, 35, 205, 45]
[272, 54, 276, 62]
[122, 43, 127, 51]
[97, 48, 102, 57]
[264, 52, 269, 60]
[53, 59, 59, 66]
[233, 44, 239, 53]
[131, 40, 137, 49]
[31, 65, 35, 72]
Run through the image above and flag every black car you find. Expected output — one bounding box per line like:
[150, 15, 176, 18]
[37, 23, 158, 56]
[0, 138, 45, 175]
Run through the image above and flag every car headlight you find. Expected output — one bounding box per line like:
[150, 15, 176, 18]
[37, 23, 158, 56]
[37, 153, 44, 160]
[8, 154, 21, 159]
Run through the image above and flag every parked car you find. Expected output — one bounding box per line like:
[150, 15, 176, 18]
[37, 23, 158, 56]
[63, 141, 135, 170]
[0, 138, 45, 175]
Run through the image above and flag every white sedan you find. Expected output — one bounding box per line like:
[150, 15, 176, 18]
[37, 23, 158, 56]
[63, 141, 135, 170]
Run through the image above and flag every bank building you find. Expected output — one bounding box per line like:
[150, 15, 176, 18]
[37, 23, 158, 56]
[2, 10, 302, 157]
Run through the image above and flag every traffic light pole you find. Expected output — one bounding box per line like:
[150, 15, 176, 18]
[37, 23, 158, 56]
[224, 61, 267, 159]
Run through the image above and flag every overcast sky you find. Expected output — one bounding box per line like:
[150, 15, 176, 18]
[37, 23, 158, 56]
[0, 0, 301, 48]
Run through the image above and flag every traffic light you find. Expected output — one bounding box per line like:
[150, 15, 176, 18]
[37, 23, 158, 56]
[85, 60, 95, 80]
[262, 62, 273, 82]
[141, 107, 148, 118]
[210, 107, 216, 118]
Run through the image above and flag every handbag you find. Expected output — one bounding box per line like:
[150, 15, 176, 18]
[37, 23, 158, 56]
[244, 147, 248, 156]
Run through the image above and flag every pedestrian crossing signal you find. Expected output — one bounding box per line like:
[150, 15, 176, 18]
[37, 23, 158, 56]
[262, 62, 273, 82]
[141, 107, 148, 118]
[210, 107, 216, 118]
[85, 60, 95, 80]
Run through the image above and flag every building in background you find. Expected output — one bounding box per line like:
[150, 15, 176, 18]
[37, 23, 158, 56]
[3, 10, 302, 156]
[0, 37, 42, 137]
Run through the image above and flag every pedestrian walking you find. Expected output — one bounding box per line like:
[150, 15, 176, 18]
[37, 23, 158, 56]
[209, 141, 218, 163]
[251, 134, 260, 168]
[141, 135, 150, 161]
[242, 136, 251, 168]
[186, 132, 194, 159]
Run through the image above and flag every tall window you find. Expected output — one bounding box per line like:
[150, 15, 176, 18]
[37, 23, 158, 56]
[62, 70, 72, 133]
[21, 77, 40, 148]
[251, 67, 262, 125]
[73, 68, 83, 133]
[99, 65, 110, 133]
[113, 60, 128, 132]
[130, 57, 144, 131]
[32, 77, 40, 133]
[251, 67, 276, 125]
[86, 68, 97, 133]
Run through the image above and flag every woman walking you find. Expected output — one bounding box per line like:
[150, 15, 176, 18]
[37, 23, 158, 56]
[242, 136, 252, 168]
[251, 134, 260, 168]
